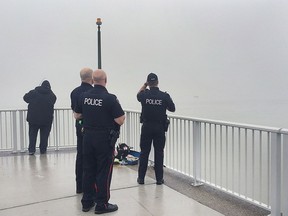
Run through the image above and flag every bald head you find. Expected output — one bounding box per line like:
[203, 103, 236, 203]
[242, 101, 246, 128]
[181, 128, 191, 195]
[93, 69, 107, 86]
[80, 68, 93, 84]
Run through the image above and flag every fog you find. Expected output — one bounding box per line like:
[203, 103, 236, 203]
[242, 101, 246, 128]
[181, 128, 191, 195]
[0, 0, 287, 126]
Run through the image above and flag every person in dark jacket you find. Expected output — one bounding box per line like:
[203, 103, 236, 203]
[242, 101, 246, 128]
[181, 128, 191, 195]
[23, 80, 57, 155]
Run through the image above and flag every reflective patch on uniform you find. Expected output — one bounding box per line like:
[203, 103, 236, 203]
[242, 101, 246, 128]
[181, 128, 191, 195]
[84, 97, 103, 106]
[145, 99, 162, 105]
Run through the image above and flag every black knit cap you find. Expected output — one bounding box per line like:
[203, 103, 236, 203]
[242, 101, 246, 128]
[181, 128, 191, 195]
[147, 73, 158, 82]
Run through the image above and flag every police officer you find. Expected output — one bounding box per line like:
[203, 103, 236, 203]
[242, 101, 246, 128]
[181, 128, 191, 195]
[74, 69, 125, 214]
[137, 73, 175, 185]
[70, 67, 93, 194]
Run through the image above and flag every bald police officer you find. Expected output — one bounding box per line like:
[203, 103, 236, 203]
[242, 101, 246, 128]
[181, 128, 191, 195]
[74, 69, 125, 214]
[137, 73, 175, 185]
[70, 68, 93, 194]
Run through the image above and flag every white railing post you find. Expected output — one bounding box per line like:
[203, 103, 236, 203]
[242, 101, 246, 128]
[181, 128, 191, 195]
[192, 121, 202, 186]
[12, 110, 18, 153]
[283, 134, 288, 216]
[19, 110, 26, 152]
[270, 132, 281, 216]
[126, 111, 131, 148]
[54, 110, 59, 151]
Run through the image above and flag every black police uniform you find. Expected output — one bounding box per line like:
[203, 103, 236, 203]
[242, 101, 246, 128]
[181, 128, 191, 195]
[137, 86, 175, 183]
[70, 82, 93, 193]
[75, 85, 124, 209]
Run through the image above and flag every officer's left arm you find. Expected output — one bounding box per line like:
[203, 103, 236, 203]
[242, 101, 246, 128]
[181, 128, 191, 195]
[111, 95, 125, 126]
[166, 93, 176, 112]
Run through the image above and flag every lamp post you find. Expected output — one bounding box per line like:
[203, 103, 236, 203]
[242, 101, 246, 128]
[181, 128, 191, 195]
[96, 18, 102, 69]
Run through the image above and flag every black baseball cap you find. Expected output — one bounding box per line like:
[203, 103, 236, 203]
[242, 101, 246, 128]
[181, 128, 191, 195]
[147, 73, 158, 82]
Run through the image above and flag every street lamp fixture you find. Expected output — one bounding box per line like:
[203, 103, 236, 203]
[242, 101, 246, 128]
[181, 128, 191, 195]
[96, 18, 102, 69]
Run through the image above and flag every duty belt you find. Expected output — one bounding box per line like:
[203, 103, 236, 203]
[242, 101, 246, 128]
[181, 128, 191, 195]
[83, 126, 111, 131]
[143, 120, 164, 124]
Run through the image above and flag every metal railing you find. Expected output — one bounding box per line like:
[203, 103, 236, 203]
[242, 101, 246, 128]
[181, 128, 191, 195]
[0, 108, 287, 216]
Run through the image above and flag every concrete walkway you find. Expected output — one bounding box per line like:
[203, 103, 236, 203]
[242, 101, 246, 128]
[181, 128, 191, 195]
[0, 151, 223, 216]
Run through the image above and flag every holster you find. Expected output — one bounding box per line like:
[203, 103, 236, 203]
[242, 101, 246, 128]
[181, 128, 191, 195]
[163, 119, 170, 132]
[109, 129, 120, 148]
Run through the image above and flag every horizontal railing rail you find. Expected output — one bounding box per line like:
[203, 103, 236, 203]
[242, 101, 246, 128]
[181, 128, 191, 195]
[0, 108, 286, 216]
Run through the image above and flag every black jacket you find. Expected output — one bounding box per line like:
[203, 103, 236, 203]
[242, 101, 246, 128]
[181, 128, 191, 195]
[70, 82, 93, 111]
[23, 80, 57, 125]
[137, 87, 175, 123]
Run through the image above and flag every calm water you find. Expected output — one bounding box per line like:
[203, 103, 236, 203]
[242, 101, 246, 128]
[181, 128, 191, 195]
[175, 98, 288, 129]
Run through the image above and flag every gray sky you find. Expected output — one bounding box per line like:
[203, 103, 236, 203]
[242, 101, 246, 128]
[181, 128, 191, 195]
[0, 0, 287, 126]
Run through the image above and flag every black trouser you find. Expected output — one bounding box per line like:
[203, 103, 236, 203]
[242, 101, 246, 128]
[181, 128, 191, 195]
[81, 129, 114, 207]
[138, 122, 166, 181]
[28, 123, 52, 153]
[75, 122, 84, 190]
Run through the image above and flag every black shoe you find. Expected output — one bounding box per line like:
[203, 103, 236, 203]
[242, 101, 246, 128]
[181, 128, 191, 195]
[82, 202, 95, 212]
[156, 179, 164, 185]
[137, 178, 144, 185]
[29, 152, 35, 155]
[95, 203, 118, 214]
